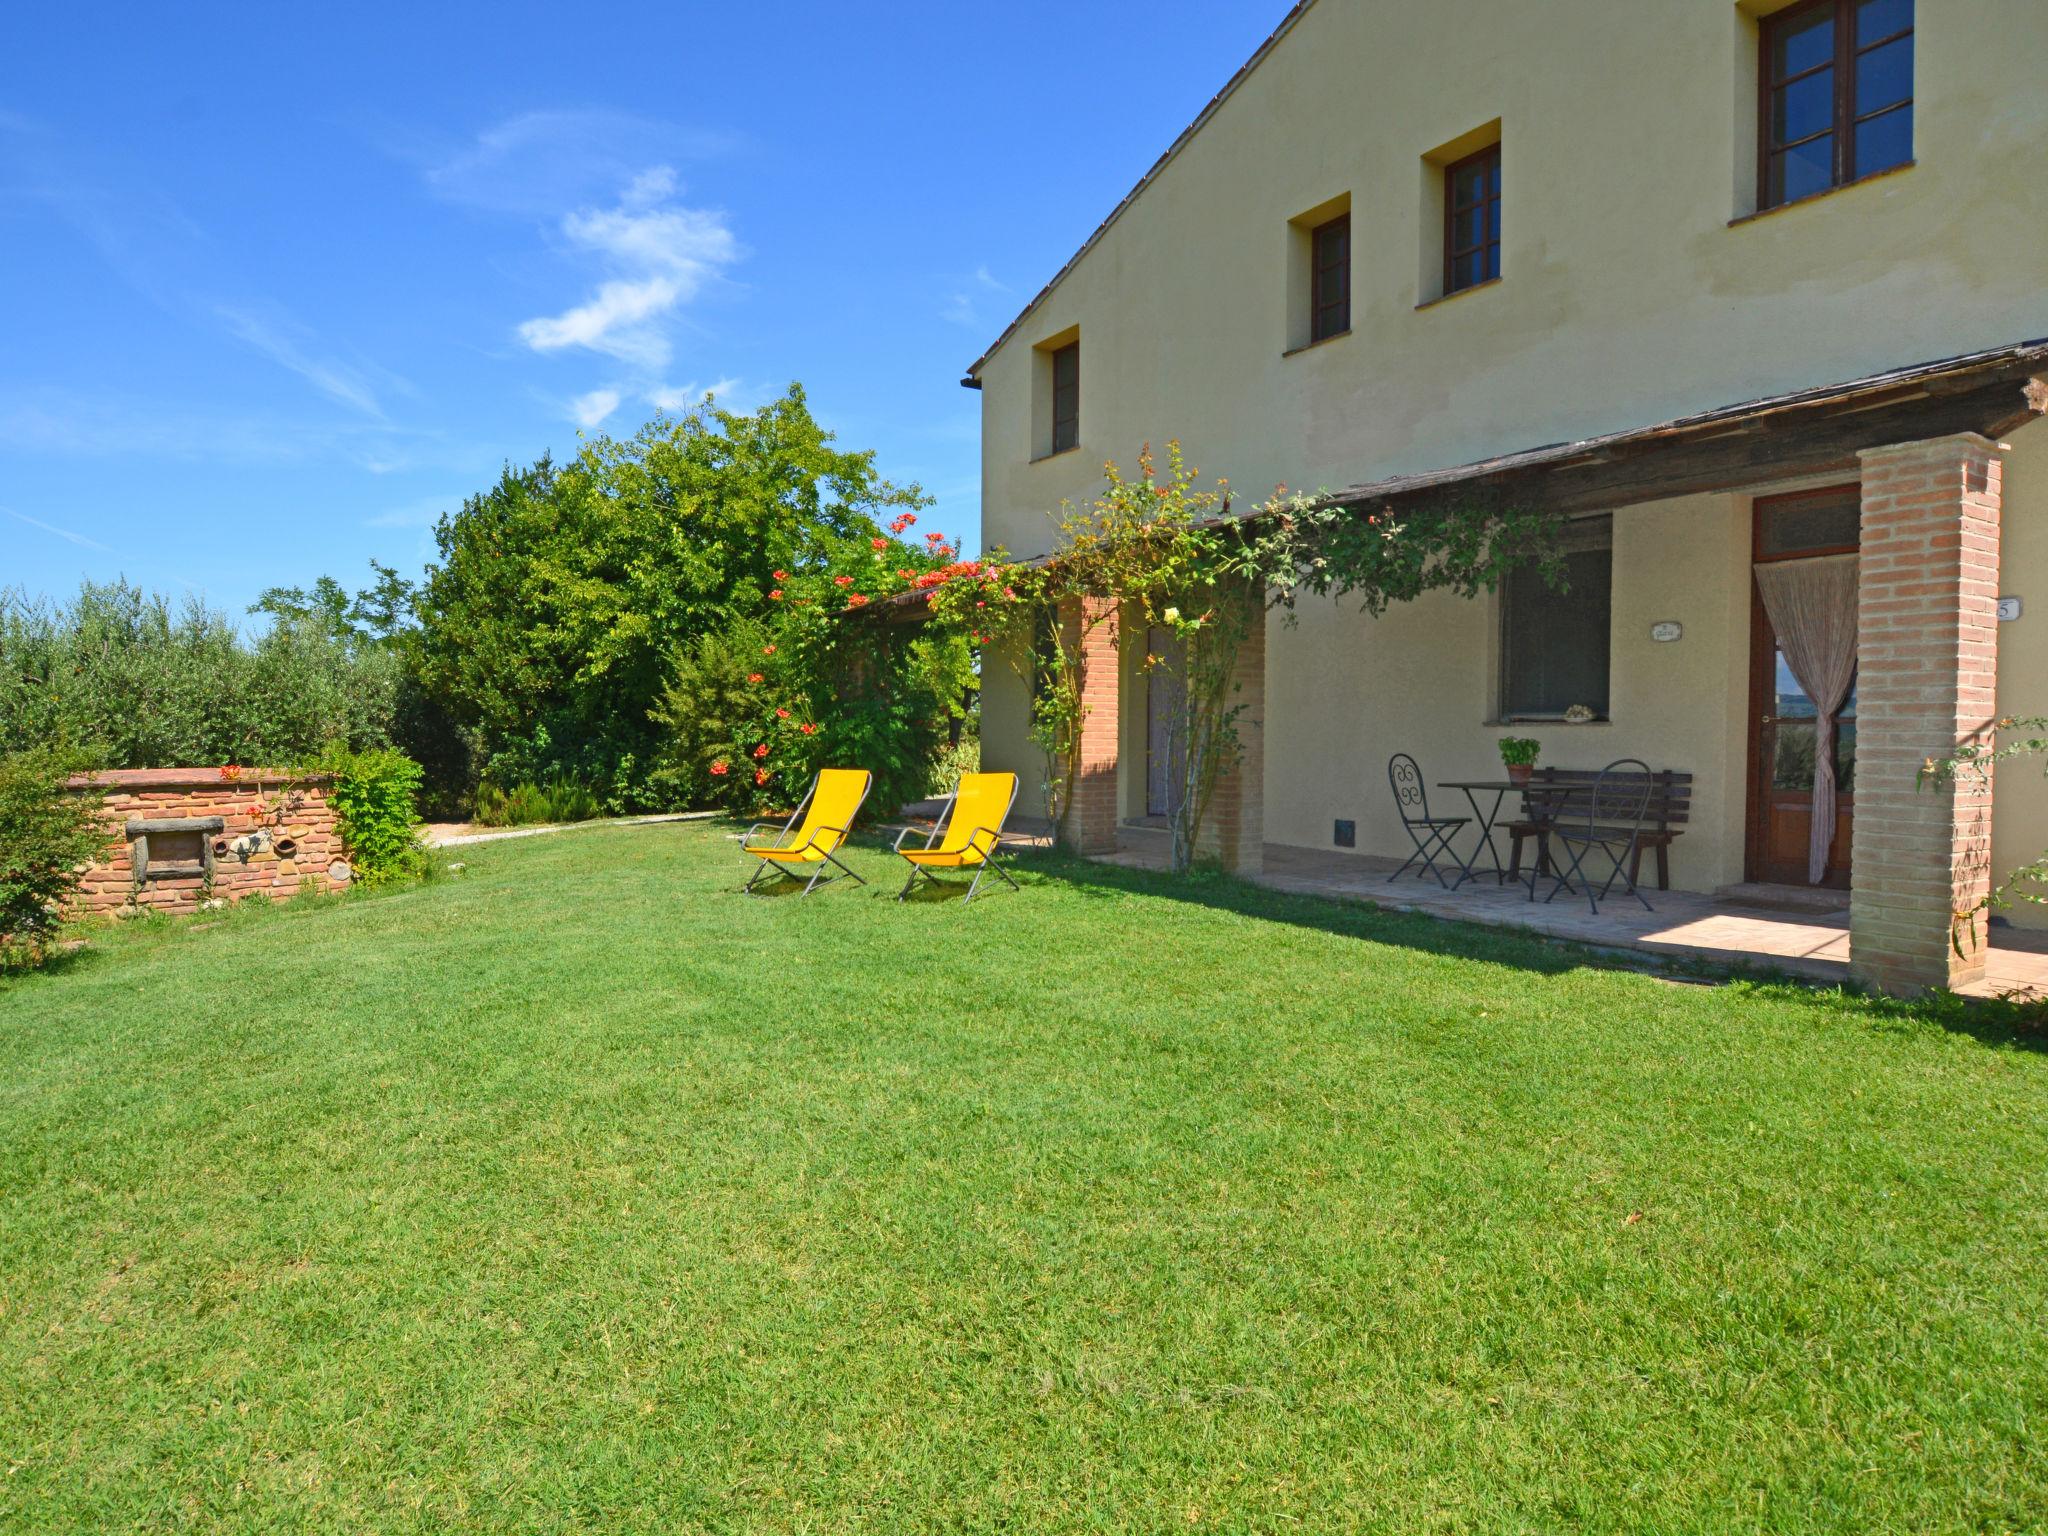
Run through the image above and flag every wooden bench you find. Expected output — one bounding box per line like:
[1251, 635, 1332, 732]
[1504, 768, 1693, 890]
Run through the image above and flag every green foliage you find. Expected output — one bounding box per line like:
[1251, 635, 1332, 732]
[931, 442, 1563, 870]
[412, 386, 933, 811]
[1923, 715, 2048, 951]
[319, 748, 425, 887]
[0, 747, 105, 967]
[473, 774, 604, 828]
[0, 579, 400, 768]
[1497, 736, 1542, 768]
[648, 624, 795, 815]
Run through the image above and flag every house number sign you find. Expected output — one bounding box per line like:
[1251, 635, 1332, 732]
[1998, 597, 2023, 622]
[1649, 621, 1682, 642]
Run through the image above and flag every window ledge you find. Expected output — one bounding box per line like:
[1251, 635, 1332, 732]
[1728, 160, 1916, 228]
[1029, 446, 1083, 465]
[1486, 718, 1613, 728]
[1282, 328, 1353, 358]
[1416, 277, 1501, 312]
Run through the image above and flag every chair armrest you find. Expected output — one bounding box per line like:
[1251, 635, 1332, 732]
[892, 824, 921, 852]
[741, 821, 783, 849]
[963, 826, 1002, 855]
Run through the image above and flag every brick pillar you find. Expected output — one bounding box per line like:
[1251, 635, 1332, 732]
[1061, 595, 1121, 856]
[1849, 434, 2003, 995]
[1194, 584, 1266, 875]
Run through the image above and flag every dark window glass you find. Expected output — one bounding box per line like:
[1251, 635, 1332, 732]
[1310, 214, 1350, 343]
[1500, 519, 1611, 719]
[1857, 34, 1912, 110]
[1757, 484, 1861, 559]
[1855, 106, 1913, 179]
[1443, 145, 1501, 295]
[1761, 0, 1912, 209]
[1775, 5, 1836, 74]
[1857, 0, 1912, 46]
[1050, 342, 1079, 455]
[1774, 72, 1835, 145]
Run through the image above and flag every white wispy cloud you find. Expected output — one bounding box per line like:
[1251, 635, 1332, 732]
[942, 265, 1010, 328]
[516, 167, 738, 369]
[646, 377, 741, 413]
[570, 387, 623, 429]
[413, 110, 738, 217]
[4, 506, 115, 553]
[217, 306, 392, 418]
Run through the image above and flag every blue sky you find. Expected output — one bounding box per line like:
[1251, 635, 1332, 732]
[1, 2, 1284, 618]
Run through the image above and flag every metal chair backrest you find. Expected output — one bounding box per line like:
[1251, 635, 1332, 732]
[1589, 759, 1654, 838]
[1387, 753, 1434, 826]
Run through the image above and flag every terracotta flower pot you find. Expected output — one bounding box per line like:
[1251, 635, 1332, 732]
[1506, 764, 1534, 786]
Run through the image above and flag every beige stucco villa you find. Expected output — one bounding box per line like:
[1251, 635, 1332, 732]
[959, 0, 2047, 995]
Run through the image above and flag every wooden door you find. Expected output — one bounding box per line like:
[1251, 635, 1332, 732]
[1746, 486, 1860, 889]
[1145, 627, 1186, 820]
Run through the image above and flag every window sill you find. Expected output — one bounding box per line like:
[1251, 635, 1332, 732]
[1487, 718, 1612, 728]
[1416, 277, 1501, 312]
[1728, 160, 1916, 228]
[1282, 328, 1352, 358]
[1029, 446, 1083, 465]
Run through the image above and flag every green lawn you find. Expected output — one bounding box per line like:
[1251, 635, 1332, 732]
[3, 822, 2045, 1533]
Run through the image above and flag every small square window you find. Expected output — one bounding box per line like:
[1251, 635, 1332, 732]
[1760, 0, 1914, 210]
[1444, 145, 1501, 295]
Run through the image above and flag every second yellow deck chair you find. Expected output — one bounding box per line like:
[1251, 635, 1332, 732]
[740, 768, 872, 895]
[893, 771, 1021, 903]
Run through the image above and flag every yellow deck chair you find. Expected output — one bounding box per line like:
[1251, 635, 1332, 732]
[893, 771, 1021, 903]
[740, 768, 873, 895]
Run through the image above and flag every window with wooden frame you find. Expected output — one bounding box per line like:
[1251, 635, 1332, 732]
[1049, 341, 1080, 455]
[1760, 0, 1913, 210]
[1443, 145, 1501, 296]
[1309, 213, 1351, 343]
[1498, 516, 1612, 721]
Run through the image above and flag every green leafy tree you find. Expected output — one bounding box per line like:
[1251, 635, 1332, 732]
[413, 385, 930, 811]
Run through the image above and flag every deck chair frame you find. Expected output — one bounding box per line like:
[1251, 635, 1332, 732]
[739, 770, 870, 896]
[894, 774, 1022, 904]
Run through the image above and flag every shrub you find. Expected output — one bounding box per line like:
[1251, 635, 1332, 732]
[0, 581, 398, 768]
[0, 748, 106, 968]
[473, 774, 603, 828]
[321, 749, 426, 887]
[647, 624, 803, 816]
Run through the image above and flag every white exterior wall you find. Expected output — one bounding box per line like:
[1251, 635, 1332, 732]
[970, 0, 2048, 919]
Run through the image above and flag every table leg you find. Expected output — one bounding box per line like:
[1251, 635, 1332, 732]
[1450, 788, 1509, 890]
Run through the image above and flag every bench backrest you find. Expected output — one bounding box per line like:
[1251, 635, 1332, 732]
[1523, 767, 1692, 829]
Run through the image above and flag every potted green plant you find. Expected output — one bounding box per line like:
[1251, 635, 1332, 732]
[1499, 736, 1541, 786]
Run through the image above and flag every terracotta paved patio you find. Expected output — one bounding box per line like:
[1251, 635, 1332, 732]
[1094, 828, 2048, 1001]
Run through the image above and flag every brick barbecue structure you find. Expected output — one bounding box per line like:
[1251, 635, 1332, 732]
[67, 768, 352, 916]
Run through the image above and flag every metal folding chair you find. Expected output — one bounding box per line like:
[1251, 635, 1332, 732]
[1540, 758, 1656, 915]
[739, 768, 872, 895]
[894, 772, 1022, 903]
[1386, 753, 1470, 888]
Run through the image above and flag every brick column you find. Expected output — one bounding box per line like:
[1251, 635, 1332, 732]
[1849, 434, 2003, 995]
[1195, 585, 1266, 875]
[1061, 594, 1121, 856]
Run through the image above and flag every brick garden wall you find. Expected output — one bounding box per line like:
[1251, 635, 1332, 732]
[67, 769, 351, 917]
